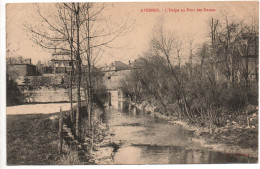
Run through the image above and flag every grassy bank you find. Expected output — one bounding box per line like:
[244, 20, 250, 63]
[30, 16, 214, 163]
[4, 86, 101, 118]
[168, 116, 258, 158]
[134, 101, 258, 158]
[7, 113, 84, 165]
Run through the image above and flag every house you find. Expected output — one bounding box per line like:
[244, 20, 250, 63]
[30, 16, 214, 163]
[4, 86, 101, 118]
[103, 61, 130, 72]
[50, 51, 76, 74]
[103, 61, 131, 108]
[215, 57, 258, 82]
[7, 56, 37, 81]
[215, 33, 258, 83]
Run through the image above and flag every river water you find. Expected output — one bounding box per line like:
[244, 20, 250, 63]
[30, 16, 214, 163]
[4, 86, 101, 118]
[101, 102, 257, 164]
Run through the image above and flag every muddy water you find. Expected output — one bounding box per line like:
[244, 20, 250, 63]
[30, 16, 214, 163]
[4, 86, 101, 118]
[101, 102, 257, 164]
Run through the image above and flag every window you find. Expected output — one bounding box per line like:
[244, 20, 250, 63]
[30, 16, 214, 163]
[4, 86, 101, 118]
[69, 62, 72, 66]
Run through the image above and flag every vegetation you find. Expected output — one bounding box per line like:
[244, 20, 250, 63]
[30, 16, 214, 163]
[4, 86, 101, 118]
[26, 2, 129, 139]
[6, 76, 23, 106]
[7, 113, 85, 165]
[124, 13, 258, 132]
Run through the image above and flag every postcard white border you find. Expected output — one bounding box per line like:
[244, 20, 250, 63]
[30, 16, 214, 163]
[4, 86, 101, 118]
[0, 0, 259, 169]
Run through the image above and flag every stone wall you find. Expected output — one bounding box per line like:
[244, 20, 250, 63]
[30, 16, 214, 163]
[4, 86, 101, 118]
[21, 86, 86, 103]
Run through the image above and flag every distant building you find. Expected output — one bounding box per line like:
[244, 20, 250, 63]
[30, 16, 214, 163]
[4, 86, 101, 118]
[7, 56, 37, 81]
[216, 57, 258, 82]
[103, 61, 130, 72]
[50, 51, 75, 74]
[215, 33, 258, 82]
[103, 61, 131, 108]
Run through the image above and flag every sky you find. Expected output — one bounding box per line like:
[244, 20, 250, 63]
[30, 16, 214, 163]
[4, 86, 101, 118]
[6, 1, 258, 66]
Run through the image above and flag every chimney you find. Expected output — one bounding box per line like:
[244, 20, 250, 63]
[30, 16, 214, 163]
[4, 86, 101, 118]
[30, 59, 31, 64]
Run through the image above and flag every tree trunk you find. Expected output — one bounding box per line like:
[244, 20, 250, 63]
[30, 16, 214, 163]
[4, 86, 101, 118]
[86, 5, 92, 127]
[254, 33, 258, 83]
[70, 70, 73, 122]
[245, 44, 249, 87]
[75, 3, 81, 138]
[70, 9, 74, 123]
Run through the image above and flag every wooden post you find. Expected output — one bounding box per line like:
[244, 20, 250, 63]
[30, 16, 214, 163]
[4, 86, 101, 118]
[91, 123, 94, 151]
[246, 111, 250, 128]
[59, 106, 63, 154]
[70, 108, 74, 123]
[76, 107, 79, 138]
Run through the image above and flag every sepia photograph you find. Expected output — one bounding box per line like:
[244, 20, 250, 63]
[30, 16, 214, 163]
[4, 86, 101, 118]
[3, 0, 259, 165]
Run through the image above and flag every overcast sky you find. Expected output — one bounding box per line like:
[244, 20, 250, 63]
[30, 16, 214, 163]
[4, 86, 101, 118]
[6, 1, 258, 66]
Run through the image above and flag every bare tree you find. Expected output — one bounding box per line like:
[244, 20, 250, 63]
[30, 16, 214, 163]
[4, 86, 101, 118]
[213, 12, 244, 85]
[187, 34, 195, 76]
[150, 24, 194, 122]
[26, 2, 131, 140]
[175, 37, 182, 74]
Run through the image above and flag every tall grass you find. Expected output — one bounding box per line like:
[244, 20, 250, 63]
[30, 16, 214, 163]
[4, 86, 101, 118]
[7, 113, 87, 165]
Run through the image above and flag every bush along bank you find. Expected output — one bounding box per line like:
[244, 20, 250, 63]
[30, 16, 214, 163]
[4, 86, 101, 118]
[131, 100, 258, 158]
[60, 104, 118, 165]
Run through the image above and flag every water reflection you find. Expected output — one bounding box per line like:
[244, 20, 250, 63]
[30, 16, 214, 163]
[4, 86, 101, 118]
[103, 101, 257, 164]
[114, 145, 255, 164]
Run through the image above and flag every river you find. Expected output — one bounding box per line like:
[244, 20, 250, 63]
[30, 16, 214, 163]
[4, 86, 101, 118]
[6, 102, 257, 164]
[101, 102, 257, 164]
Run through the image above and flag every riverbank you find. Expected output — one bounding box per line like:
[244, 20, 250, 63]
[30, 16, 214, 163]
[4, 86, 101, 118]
[6, 103, 115, 165]
[7, 113, 85, 165]
[62, 105, 117, 165]
[132, 101, 258, 159]
[86, 106, 116, 164]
